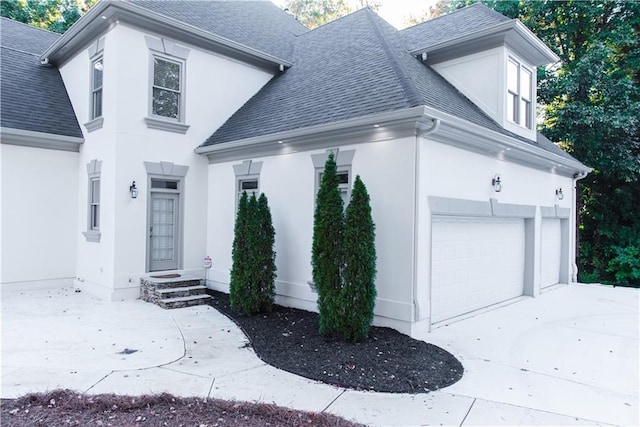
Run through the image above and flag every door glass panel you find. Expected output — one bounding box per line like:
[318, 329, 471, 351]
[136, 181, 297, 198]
[151, 197, 175, 262]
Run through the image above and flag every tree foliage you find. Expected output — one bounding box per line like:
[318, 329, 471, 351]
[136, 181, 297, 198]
[441, 0, 640, 287]
[282, 0, 380, 29]
[230, 192, 277, 315]
[312, 153, 344, 335]
[339, 176, 376, 342]
[1, 0, 94, 33]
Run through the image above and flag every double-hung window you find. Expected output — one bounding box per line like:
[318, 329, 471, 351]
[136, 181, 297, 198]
[507, 57, 533, 129]
[152, 56, 182, 120]
[83, 159, 102, 242]
[91, 57, 103, 120]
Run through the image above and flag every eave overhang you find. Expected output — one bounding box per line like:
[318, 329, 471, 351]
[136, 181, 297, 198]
[1, 127, 84, 152]
[414, 20, 560, 66]
[195, 106, 591, 178]
[39, 0, 292, 72]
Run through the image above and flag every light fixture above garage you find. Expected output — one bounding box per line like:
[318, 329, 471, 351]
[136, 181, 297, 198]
[556, 187, 564, 200]
[492, 174, 502, 192]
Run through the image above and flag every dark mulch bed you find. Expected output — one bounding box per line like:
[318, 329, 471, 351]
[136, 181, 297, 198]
[208, 290, 463, 393]
[0, 389, 363, 427]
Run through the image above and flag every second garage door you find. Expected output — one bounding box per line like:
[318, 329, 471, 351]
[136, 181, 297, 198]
[431, 216, 525, 323]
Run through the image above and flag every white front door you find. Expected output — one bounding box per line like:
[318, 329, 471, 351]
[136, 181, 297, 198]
[149, 192, 180, 272]
[431, 216, 525, 323]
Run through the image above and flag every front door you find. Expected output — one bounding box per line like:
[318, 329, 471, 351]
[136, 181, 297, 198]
[149, 192, 180, 271]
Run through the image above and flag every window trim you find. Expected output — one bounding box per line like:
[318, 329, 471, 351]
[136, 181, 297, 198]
[90, 55, 104, 121]
[145, 36, 190, 133]
[506, 56, 534, 130]
[83, 159, 102, 243]
[84, 37, 105, 132]
[233, 160, 263, 211]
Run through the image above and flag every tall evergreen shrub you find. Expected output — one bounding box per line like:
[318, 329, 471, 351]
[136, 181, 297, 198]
[339, 175, 376, 342]
[230, 192, 277, 314]
[311, 153, 344, 335]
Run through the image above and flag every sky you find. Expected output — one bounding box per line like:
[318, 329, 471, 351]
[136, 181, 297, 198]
[271, 0, 439, 29]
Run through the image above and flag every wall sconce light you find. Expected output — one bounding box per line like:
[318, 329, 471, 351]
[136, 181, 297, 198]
[556, 187, 564, 200]
[129, 181, 138, 199]
[492, 174, 502, 192]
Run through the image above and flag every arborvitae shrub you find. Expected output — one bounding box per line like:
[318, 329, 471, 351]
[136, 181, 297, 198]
[230, 192, 277, 315]
[339, 175, 376, 342]
[311, 153, 344, 335]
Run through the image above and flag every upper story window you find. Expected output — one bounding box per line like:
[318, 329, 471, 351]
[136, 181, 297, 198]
[507, 57, 533, 129]
[84, 37, 105, 132]
[144, 36, 191, 134]
[152, 56, 182, 120]
[91, 57, 103, 120]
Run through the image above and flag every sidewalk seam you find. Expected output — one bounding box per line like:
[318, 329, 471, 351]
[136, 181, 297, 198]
[459, 398, 475, 426]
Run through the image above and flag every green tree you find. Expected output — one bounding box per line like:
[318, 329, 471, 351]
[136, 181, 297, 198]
[312, 153, 344, 335]
[283, 0, 380, 29]
[446, 0, 640, 287]
[1, 0, 95, 33]
[255, 193, 277, 312]
[230, 192, 251, 313]
[339, 176, 376, 342]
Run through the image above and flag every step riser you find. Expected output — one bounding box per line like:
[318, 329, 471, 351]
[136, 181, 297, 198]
[140, 277, 210, 309]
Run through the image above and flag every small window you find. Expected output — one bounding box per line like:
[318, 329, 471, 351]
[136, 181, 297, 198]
[237, 177, 259, 206]
[89, 177, 100, 230]
[83, 159, 102, 242]
[318, 169, 351, 206]
[152, 56, 182, 120]
[506, 57, 533, 129]
[91, 57, 103, 120]
[151, 178, 179, 190]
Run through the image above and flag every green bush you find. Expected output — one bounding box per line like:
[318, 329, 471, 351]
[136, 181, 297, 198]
[339, 175, 377, 342]
[230, 192, 277, 314]
[311, 153, 344, 335]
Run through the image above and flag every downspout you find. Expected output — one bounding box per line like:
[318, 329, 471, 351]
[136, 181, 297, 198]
[412, 118, 441, 330]
[572, 170, 589, 282]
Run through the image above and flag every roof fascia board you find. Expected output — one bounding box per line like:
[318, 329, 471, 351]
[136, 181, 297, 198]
[414, 20, 559, 66]
[40, 1, 291, 70]
[419, 105, 590, 176]
[196, 106, 431, 163]
[1, 127, 84, 152]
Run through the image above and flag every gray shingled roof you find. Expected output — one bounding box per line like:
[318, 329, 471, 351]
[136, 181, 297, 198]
[1, 18, 83, 139]
[400, 3, 510, 53]
[201, 7, 575, 162]
[131, 0, 308, 62]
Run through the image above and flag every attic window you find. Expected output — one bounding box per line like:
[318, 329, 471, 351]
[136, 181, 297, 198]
[507, 57, 533, 129]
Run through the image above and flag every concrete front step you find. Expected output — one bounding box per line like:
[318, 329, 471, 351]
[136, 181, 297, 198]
[156, 285, 208, 299]
[146, 276, 202, 290]
[159, 294, 212, 309]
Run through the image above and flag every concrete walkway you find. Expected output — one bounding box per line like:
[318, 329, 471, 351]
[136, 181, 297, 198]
[1, 284, 638, 426]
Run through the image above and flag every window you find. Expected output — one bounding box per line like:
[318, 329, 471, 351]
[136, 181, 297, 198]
[311, 149, 355, 208]
[152, 56, 182, 120]
[89, 177, 100, 230]
[507, 57, 533, 129]
[233, 160, 263, 210]
[237, 178, 259, 205]
[91, 57, 103, 120]
[83, 159, 102, 242]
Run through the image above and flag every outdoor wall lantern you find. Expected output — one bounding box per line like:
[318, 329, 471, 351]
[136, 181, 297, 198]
[492, 174, 502, 192]
[556, 187, 564, 200]
[129, 181, 138, 199]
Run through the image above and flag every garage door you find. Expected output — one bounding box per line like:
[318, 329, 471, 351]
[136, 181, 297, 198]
[540, 219, 562, 288]
[431, 216, 525, 323]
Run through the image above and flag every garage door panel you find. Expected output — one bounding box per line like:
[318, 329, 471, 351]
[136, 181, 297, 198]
[541, 219, 562, 288]
[431, 217, 525, 323]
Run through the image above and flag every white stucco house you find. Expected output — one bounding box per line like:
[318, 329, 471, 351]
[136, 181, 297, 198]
[0, 1, 590, 336]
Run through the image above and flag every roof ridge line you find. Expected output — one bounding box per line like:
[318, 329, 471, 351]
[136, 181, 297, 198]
[363, 9, 422, 108]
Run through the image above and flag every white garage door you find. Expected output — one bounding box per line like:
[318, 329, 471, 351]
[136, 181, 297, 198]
[431, 216, 525, 323]
[540, 219, 562, 288]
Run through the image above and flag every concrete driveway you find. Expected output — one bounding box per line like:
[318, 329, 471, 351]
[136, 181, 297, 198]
[1, 283, 638, 426]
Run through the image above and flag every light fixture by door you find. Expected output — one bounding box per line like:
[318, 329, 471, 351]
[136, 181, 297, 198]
[556, 187, 564, 200]
[492, 174, 502, 192]
[129, 181, 138, 199]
